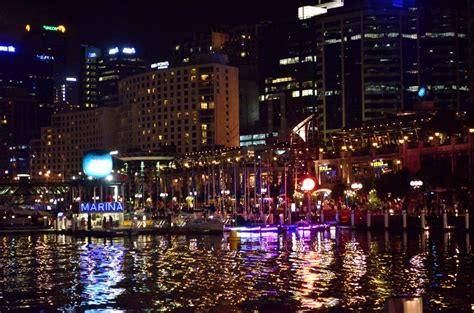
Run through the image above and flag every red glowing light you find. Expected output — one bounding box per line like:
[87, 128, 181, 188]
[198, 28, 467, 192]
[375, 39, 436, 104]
[301, 178, 316, 191]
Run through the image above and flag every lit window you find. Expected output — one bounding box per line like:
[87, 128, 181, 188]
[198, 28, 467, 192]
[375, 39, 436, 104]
[272, 77, 294, 84]
[302, 89, 314, 96]
[279, 57, 299, 65]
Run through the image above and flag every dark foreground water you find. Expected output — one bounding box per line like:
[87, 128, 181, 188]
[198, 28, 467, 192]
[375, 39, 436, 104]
[0, 229, 472, 312]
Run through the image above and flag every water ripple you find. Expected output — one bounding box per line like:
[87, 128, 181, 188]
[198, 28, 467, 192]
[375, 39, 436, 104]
[0, 231, 472, 311]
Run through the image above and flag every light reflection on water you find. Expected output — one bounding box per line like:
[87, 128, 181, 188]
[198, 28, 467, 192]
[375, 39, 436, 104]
[0, 230, 472, 312]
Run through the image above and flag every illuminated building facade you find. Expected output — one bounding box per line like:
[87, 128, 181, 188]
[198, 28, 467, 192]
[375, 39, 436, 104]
[416, 0, 469, 111]
[23, 23, 72, 111]
[259, 0, 469, 143]
[0, 23, 71, 178]
[469, 0, 474, 104]
[258, 19, 319, 143]
[174, 25, 260, 138]
[98, 46, 146, 107]
[29, 61, 240, 180]
[118, 60, 240, 154]
[30, 107, 117, 180]
[54, 76, 79, 111]
[79, 45, 146, 109]
[0, 90, 46, 178]
[79, 45, 101, 109]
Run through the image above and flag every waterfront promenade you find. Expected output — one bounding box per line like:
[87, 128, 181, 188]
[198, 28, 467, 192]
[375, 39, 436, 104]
[1, 209, 472, 237]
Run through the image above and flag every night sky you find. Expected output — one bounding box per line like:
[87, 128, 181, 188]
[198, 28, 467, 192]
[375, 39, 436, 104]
[1, 0, 299, 60]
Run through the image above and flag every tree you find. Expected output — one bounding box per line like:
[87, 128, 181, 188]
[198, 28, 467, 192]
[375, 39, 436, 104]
[374, 169, 411, 201]
[331, 182, 346, 202]
[426, 109, 462, 135]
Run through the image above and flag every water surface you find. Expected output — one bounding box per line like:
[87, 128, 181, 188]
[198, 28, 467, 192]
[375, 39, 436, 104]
[0, 230, 472, 312]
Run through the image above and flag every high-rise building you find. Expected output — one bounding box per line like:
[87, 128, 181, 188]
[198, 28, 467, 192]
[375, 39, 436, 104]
[118, 58, 240, 154]
[259, 0, 470, 143]
[0, 89, 51, 178]
[258, 18, 319, 142]
[313, 1, 420, 134]
[54, 76, 79, 111]
[0, 24, 70, 178]
[79, 45, 101, 109]
[30, 106, 117, 180]
[468, 0, 474, 104]
[30, 60, 240, 179]
[416, 0, 469, 111]
[174, 26, 260, 137]
[98, 46, 146, 107]
[0, 40, 28, 98]
[79, 45, 146, 108]
[23, 23, 72, 111]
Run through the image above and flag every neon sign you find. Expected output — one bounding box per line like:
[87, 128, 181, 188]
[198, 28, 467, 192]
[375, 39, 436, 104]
[36, 54, 54, 61]
[122, 47, 136, 54]
[80, 202, 124, 213]
[42, 25, 66, 33]
[0, 45, 15, 53]
[151, 61, 169, 69]
[319, 164, 331, 171]
[372, 160, 388, 167]
[109, 47, 119, 55]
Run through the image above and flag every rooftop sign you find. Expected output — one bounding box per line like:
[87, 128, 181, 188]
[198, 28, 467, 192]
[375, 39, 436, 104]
[109, 47, 119, 55]
[42, 25, 66, 33]
[151, 61, 169, 69]
[122, 47, 136, 54]
[0, 45, 15, 53]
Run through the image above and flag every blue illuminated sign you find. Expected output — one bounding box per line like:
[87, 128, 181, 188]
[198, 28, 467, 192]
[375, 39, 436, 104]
[36, 54, 54, 61]
[0, 45, 15, 53]
[87, 52, 97, 58]
[109, 47, 119, 55]
[80, 202, 124, 213]
[418, 87, 426, 98]
[83, 150, 113, 179]
[122, 47, 136, 54]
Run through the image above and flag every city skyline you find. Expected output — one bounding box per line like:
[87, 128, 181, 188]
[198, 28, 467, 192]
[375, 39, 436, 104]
[0, 2, 473, 312]
[1, 1, 298, 60]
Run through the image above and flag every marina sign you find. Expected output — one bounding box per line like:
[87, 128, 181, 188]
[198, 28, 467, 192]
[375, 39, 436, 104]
[80, 202, 124, 213]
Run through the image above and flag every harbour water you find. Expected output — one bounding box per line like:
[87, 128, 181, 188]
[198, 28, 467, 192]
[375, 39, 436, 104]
[0, 229, 472, 312]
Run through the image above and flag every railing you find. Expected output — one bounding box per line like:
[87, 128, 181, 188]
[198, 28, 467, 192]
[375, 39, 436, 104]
[316, 209, 471, 230]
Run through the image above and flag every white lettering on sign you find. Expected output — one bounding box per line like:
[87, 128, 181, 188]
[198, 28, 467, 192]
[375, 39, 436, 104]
[80, 202, 124, 213]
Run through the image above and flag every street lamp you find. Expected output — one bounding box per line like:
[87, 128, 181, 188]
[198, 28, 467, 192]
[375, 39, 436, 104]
[189, 191, 197, 210]
[351, 182, 363, 191]
[410, 180, 423, 189]
[160, 192, 169, 216]
[350, 182, 363, 206]
[302, 178, 316, 192]
[410, 180, 423, 204]
[301, 177, 316, 219]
